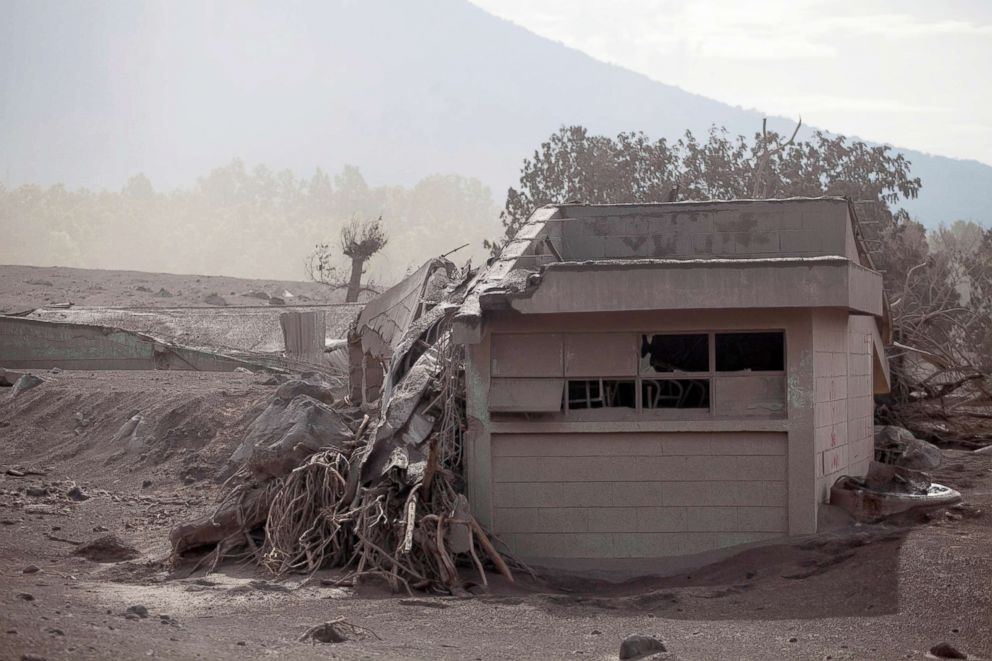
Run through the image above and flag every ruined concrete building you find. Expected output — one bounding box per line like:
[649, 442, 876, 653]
[451, 198, 891, 566]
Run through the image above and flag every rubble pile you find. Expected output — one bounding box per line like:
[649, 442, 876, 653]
[170, 257, 521, 592]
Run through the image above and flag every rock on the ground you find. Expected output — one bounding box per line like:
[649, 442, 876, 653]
[9, 373, 44, 399]
[22, 564, 40, 574]
[874, 425, 942, 470]
[0, 367, 26, 386]
[73, 534, 140, 562]
[930, 642, 967, 659]
[125, 604, 149, 619]
[619, 634, 667, 660]
[25, 486, 48, 497]
[67, 485, 90, 501]
[275, 376, 335, 405]
[223, 388, 351, 480]
[203, 293, 228, 306]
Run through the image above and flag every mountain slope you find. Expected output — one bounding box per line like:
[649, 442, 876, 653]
[1, 0, 988, 227]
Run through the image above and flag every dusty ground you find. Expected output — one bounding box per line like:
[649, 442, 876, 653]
[0, 265, 346, 314]
[1, 371, 990, 661]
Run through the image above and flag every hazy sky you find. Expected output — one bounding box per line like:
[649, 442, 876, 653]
[470, 0, 992, 166]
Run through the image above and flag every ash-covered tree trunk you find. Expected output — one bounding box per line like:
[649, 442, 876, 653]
[346, 256, 367, 303]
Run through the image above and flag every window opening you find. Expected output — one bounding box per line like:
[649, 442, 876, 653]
[640, 333, 709, 373]
[641, 379, 710, 409]
[715, 332, 785, 372]
[566, 379, 636, 410]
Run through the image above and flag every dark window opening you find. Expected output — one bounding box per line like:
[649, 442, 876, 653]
[567, 379, 636, 410]
[641, 379, 710, 409]
[715, 332, 785, 372]
[640, 334, 709, 373]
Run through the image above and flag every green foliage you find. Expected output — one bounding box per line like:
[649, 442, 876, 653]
[494, 125, 922, 250]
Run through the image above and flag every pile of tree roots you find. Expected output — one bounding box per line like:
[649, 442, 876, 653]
[170, 283, 522, 593]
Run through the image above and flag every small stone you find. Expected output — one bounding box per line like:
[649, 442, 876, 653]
[126, 605, 149, 619]
[17, 592, 35, 601]
[25, 487, 48, 498]
[22, 565, 40, 574]
[45, 628, 64, 636]
[930, 642, 967, 659]
[21, 654, 47, 661]
[591, 630, 602, 635]
[73, 534, 139, 562]
[142, 480, 153, 489]
[67, 485, 89, 501]
[619, 634, 667, 660]
[789, 637, 798, 643]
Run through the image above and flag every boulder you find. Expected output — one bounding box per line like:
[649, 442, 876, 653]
[203, 293, 228, 306]
[874, 425, 942, 470]
[73, 535, 140, 562]
[0, 368, 25, 387]
[224, 395, 352, 480]
[275, 376, 335, 405]
[9, 374, 44, 399]
[619, 635, 667, 660]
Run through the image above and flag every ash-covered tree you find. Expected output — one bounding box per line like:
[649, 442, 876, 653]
[306, 215, 389, 302]
[490, 124, 921, 251]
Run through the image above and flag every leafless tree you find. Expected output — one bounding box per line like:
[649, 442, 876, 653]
[751, 117, 801, 198]
[305, 216, 388, 302]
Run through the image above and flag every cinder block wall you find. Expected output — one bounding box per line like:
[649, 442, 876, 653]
[812, 310, 874, 502]
[491, 432, 788, 559]
[558, 200, 853, 261]
[463, 308, 821, 562]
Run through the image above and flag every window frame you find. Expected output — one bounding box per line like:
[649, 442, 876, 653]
[562, 329, 786, 417]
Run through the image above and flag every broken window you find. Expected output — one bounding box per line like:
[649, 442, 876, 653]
[715, 332, 785, 372]
[640, 334, 709, 373]
[566, 379, 636, 410]
[641, 379, 710, 409]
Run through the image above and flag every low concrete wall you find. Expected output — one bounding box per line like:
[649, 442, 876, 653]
[0, 316, 250, 372]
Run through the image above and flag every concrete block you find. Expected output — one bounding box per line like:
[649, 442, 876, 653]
[587, 507, 638, 533]
[662, 481, 741, 507]
[822, 444, 849, 476]
[681, 455, 739, 481]
[736, 455, 788, 480]
[617, 481, 664, 506]
[779, 230, 822, 254]
[731, 230, 779, 255]
[495, 507, 588, 534]
[493, 482, 564, 508]
[650, 233, 680, 257]
[617, 533, 684, 558]
[561, 482, 616, 507]
[708, 432, 787, 456]
[661, 435, 711, 455]
[738, 507, 788, 532]
[679, 533, 722, 555]
[501, 533, 616, 559]
[686, 507, 738, 532]
[635, 507, 688, 532]
[737, 480, 788, 506]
